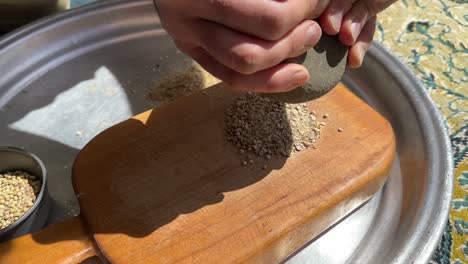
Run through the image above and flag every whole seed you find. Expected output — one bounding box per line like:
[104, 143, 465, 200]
[0, 171, 41, 230]
[295, 143, 304, 151]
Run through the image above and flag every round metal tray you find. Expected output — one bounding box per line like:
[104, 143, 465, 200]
[0, 0, 453, 263]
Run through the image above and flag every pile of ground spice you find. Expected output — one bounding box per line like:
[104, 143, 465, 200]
[145, 63, 325, 162]
[146, 63, 220, 104]
[225, 93, 322, 160]
[287, 103, 323, 152]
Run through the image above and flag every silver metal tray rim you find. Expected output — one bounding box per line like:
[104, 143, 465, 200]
[367, 42, 454, 262]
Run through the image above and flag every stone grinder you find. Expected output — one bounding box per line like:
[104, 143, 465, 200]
[263, 34, 348, 103]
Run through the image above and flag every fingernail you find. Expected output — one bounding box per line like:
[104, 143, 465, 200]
[329, 12, 342, 33]
[290, 69, 309, 88]
[351, 22, 361, 43]
[350, 47, 364, 68]
[305, 24, 320, 47]
[356, 47, 365, 67]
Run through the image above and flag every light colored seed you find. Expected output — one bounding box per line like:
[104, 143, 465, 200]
[295, 144, 303, 151]
[338, 128, 344, 132]
[0, 171, 41, 230]
[262, 165, 268, 170]
[248, 159, 254, 164]
[241, 161, 248, 166]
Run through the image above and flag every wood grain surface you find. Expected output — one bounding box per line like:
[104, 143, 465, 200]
[0, 83, 394, 263]
[0, 217, 97, 264]
[68, 83, 395, 263]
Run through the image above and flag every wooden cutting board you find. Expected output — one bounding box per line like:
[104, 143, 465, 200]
[0, 83, 395, 264]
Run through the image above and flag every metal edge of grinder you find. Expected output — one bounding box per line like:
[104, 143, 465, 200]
[262, 34, 348, 104]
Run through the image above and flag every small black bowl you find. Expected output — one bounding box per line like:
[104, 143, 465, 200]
[0, 146, 48, 241]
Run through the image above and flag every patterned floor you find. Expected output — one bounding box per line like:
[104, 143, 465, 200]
[376, 1, 467, 263]
[70, 0, 467, 262]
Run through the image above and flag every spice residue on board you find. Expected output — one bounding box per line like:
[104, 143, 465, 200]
[225, 93, 323, 165]
[146, 63, 220, 104]
[0, 171, 41, 229]
[145, 62, 331, 167]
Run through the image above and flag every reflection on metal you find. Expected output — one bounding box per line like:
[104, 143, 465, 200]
[10, 66, 131, 149]
[287, 159, 403, 263]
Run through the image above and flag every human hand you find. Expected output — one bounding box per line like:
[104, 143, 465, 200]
[154, 0, 397, 93]
[318, 0, 397, 68]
